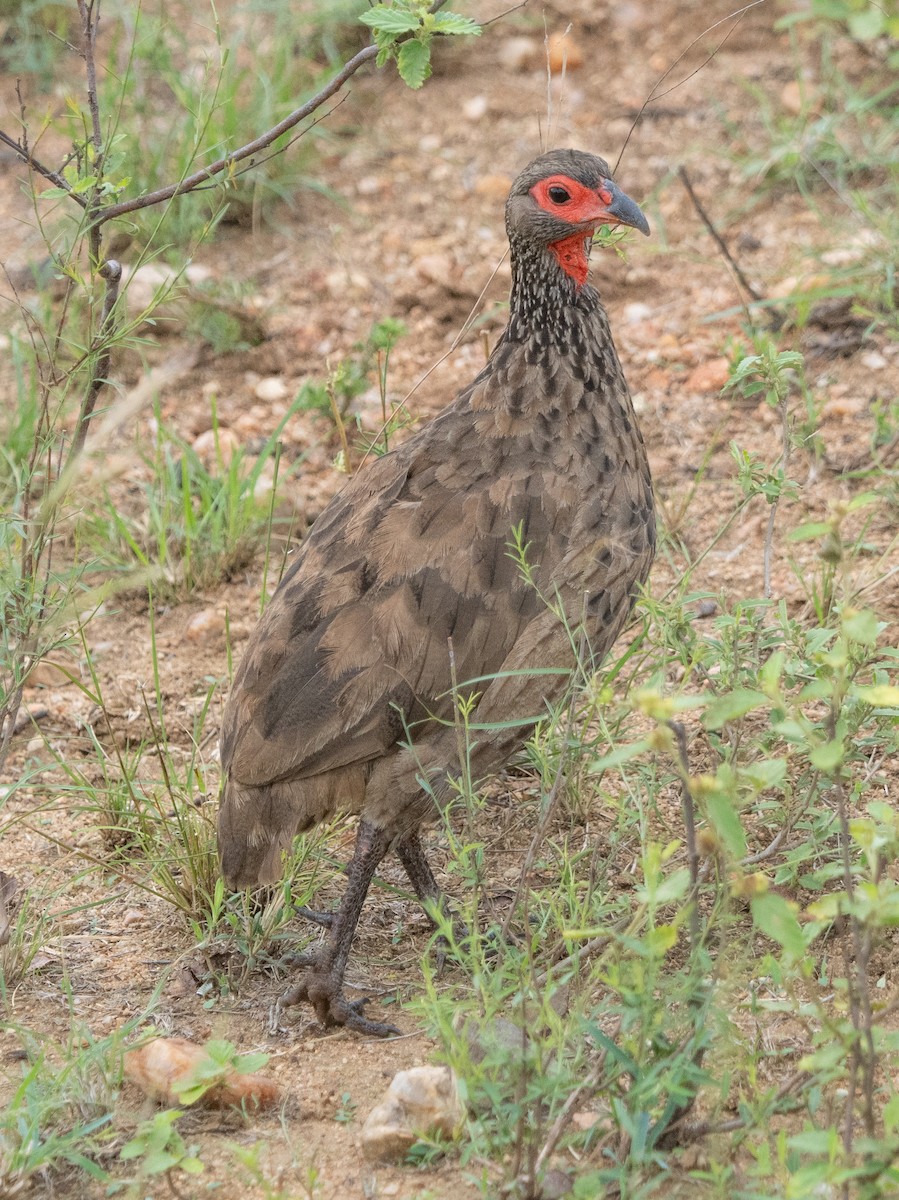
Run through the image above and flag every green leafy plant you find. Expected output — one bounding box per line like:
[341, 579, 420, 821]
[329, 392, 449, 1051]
[119, 1108, 204, 1180]
[361, 1, 481, 89]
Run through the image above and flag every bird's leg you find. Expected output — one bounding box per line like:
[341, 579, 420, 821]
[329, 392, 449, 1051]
[395, 831, 467, 973]
[294, 831, 445, 936]
[395, 831, 444, 923]
[279, 818, 399, 1037]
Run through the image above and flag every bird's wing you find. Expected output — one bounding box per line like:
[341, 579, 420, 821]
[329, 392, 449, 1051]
[221, 404, 566, 789]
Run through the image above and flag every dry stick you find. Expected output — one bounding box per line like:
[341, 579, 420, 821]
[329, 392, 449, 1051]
[677, 166, 763, 310]
[677, 1068, 810, 1141]
[669, 719, 701, 947]
[0, 130, 87, 203]
[530, 1022, 622, 1181]
[69, 259, 122, 458]
[834, 768, 878, 1145]
[498, 623, 589, 944]
[613, 0, 767, 174]
[764, 382, 792, 600]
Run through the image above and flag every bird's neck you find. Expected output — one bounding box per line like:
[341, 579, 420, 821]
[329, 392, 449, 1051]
[506, 234, 596, 339]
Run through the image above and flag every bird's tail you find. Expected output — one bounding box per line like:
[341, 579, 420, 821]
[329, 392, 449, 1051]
[217, 776, 302, 890]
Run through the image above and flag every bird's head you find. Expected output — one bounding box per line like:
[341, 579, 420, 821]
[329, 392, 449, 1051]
[505, 149, 650, 289]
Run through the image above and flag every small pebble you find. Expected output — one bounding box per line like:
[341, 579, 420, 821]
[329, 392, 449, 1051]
[185, 609, 226, 644]
[463, 95, 488, 121]
[547, 30, 584, 73]
[191, 427, 240, 470]
[497, 35, 539, 72]
[622, 301, 653, 325]
[860, 351, 887, 371]
[685, 357, 730, 393]
[254, 376, 289, 403]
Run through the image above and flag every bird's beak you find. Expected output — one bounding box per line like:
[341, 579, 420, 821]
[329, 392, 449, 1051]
[598, 179, 650, 237]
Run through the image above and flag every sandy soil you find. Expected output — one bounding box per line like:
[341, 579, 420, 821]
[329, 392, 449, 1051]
[1, 0, 897, 1196]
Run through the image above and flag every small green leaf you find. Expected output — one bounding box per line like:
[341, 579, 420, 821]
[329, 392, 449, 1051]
[705, 790, 747, 858]
[431, 12, 482, 35]
[855, 684, 899, 709]
[359, 7, 422, 35]
[704, 689, 768, 730]
[40, 187, 70, 199]
[646, 924, 678, 955]
[587, 738, 651, 773]
[842, 608, 879, 645]
[847, 7, 884, 38]
[786, 521, 832, 542]
[751, 892, 806, 960]
[809, 739, 843, 772]
[741, 757, 787, 791]
[397, 37, 431, 88]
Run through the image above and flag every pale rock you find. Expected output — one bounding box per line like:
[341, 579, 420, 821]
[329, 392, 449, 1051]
[820, 247, 865, 267]
[191, 426, 240, 470]
[125, 262, 213, 317]
[463, 95, 488, 121]
[466, 1016, 529, 1064]
[26, 736, 44, 755]
[780, 79, 806, 116]
[572, 1109, 602, 1131]
[356, 175, 383, 196]
[474, 174, 513, 202]
[860, 351, 887, 371]
[185, 608, 226, 645]
[416, 253, 453, 287]
[27, 659, 77, 688]
[361, 1066, 462, 1163]
[547, 30, 584, 73]
[418, 134, 441, 153]
[254, 376, 289, 403]
[622, 301, 653, 325]
[685, 357, 730, 393]
[498, 35, 539, 72]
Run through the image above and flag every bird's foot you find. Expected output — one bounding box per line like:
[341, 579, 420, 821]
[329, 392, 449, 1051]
[278, 966, 400, 1038]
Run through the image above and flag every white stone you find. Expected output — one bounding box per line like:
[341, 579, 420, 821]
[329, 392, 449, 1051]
[622, 302, 653, 325]
[361, 1066, 462, 1163]
[860, 351, 887, 371]
[462, 95, 488, 121]
[254, 376, 289, 403]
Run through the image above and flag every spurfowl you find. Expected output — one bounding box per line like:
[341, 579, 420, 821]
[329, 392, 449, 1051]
[219, 149, 655, 1036]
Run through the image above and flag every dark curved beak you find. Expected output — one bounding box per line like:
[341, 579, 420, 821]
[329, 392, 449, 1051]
[601, 178, 651, 237]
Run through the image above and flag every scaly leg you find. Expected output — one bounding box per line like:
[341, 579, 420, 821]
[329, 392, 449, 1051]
[395, 831, 444, 921]
[279, 818, 399, 1037]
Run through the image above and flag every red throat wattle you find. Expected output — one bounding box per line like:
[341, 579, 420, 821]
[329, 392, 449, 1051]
[548, 233, 591, 288]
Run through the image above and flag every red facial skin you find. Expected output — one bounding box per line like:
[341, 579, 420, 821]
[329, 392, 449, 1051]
[530, 174, 618, 289]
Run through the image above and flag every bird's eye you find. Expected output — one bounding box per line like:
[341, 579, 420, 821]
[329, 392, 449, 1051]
[548, 185, 571, 204]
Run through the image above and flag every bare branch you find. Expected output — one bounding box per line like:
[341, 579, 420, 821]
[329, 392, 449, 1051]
[69, 259, 122, 458]
[678, 166, 763, 308]
[0, 129, 88, 207]
[92, 43, 383, 226]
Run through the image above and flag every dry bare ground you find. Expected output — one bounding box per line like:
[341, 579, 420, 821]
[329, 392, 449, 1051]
[1, 0, 898, 1196]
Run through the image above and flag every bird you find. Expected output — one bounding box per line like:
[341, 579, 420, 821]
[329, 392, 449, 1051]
[218, 148, 656, 1036]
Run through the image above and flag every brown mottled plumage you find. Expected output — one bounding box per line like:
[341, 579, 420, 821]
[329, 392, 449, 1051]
[218, 149, 655, 1035]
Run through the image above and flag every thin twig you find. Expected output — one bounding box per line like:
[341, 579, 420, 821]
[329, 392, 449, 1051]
[0, 131, 87, 204]
[677, 1069, 809, 1141]
[669, 719, 700, 947]
[499, 624, 589, 943]
[677, 166, 763, 310]
[69, 259, 122, 457]
[614, 1, 767, 173]
[763, 384, 792, 600]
